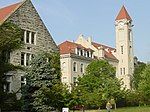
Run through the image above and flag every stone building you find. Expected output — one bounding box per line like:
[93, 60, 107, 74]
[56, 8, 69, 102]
[59, 6, 134, 90]
[0, 0, 58, 98]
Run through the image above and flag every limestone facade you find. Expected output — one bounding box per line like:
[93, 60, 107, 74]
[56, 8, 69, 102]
[59, 41, 93, 91]
[59, 6, 134, 90]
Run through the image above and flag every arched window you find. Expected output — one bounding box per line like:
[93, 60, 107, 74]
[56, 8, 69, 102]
[73, 62, 77, 72]
[81, 64, 84, 73]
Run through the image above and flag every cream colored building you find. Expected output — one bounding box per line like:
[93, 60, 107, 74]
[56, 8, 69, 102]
[59, 41, 94, 91]
[59, 6, 134, 90]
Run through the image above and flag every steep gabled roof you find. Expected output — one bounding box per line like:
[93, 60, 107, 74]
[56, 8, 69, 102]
[115, 5, 132, 20]
[0, 1, 24, 24]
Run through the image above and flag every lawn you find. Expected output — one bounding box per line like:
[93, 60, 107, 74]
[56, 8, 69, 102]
[70, 106, 150, 112]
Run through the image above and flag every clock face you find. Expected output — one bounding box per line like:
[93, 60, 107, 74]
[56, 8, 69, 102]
[119, 22, 124, 28]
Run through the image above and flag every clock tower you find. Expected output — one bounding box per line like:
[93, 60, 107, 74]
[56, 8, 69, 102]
[115, 6, 134, 89]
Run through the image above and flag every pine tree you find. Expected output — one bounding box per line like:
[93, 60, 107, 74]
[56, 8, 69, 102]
[24, 52, 69, 112]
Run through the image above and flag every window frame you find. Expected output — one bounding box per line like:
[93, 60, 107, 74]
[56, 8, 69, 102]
[73, 62, 77, 72]
[80, 63, 84, 73]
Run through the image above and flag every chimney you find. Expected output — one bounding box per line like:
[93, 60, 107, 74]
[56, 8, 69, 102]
[87, 36, 92, 44]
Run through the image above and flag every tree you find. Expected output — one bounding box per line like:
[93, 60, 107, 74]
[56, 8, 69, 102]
[132, 61, 146, 90]
[24, 52, 70, 112]
[71, 60, 122, 109]
[0, 22, 23, 110]
[137, 64, 150, 105]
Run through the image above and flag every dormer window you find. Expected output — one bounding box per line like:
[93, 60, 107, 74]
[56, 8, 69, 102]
[84, 51, 87, 57]
[77, 48, 80, 55]
[87, 51, 89, 57]
[80, 50, 83, 56]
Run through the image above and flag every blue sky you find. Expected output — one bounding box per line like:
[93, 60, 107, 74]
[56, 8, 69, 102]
[0, 0, 150, 62]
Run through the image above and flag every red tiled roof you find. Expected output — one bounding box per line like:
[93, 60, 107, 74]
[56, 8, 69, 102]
[92, 42, 115, 51]
[104, 51, 117, 60]
[59, 41, 93, 55]
[115, 5, 132, 20]
[92, 42, 117, 60]
[0, 1, 23, 24]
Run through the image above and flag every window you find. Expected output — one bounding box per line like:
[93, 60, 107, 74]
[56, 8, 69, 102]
[23, 30, 36, 45]
[21, 52, 25, 65]
[84, 51, 86, 57]
[73, 62, 77, 72]
[26, 53, 30, 66]
[80, 50, 83, 56]
[87, 51, 89, 57]
[31, 32, 35, 44]
[26, 31, 30, 43]
[128, 30, 131, 41]
[120, 68, 122, 75]
[123, 68, 125, 75]
[76, 48, 80, 55]
[21, 52, 32, 66]
[73, 77, 77, 85]
[81, 64, 84, 73]
[121, 46, 123, 54]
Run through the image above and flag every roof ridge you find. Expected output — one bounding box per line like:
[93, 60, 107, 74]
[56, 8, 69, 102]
[92, 42, 115, 50]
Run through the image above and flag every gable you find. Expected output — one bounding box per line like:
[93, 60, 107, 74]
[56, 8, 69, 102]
[3, 0, 58, 52]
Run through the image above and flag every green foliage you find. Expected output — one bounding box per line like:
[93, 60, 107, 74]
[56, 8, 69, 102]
[123, 90, 140, 107]
[0, 22, 23, 52]
[0, 22, 24, 110]
[70, 60, 122, 109]
[137, 64, 150, 105]
[24, 52, 70, 112]
[132, 61, 146, 89]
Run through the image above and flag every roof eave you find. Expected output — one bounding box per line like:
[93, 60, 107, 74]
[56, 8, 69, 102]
[0, 1, 25, 25]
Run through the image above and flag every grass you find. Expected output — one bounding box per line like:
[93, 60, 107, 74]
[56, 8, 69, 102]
[70, 106, 150, 112]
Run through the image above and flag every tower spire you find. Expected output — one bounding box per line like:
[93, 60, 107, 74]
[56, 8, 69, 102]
[115, 5, 132, 20]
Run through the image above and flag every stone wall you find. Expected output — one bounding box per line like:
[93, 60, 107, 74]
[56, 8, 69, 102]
[4, 0, 58, 98]
[6, 0, 58, 66]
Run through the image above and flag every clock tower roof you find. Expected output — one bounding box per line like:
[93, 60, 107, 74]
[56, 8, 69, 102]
[115, 5, 132, 21]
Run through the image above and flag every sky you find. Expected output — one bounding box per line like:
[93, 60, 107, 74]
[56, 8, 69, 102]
[0, 0, 150, 62]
